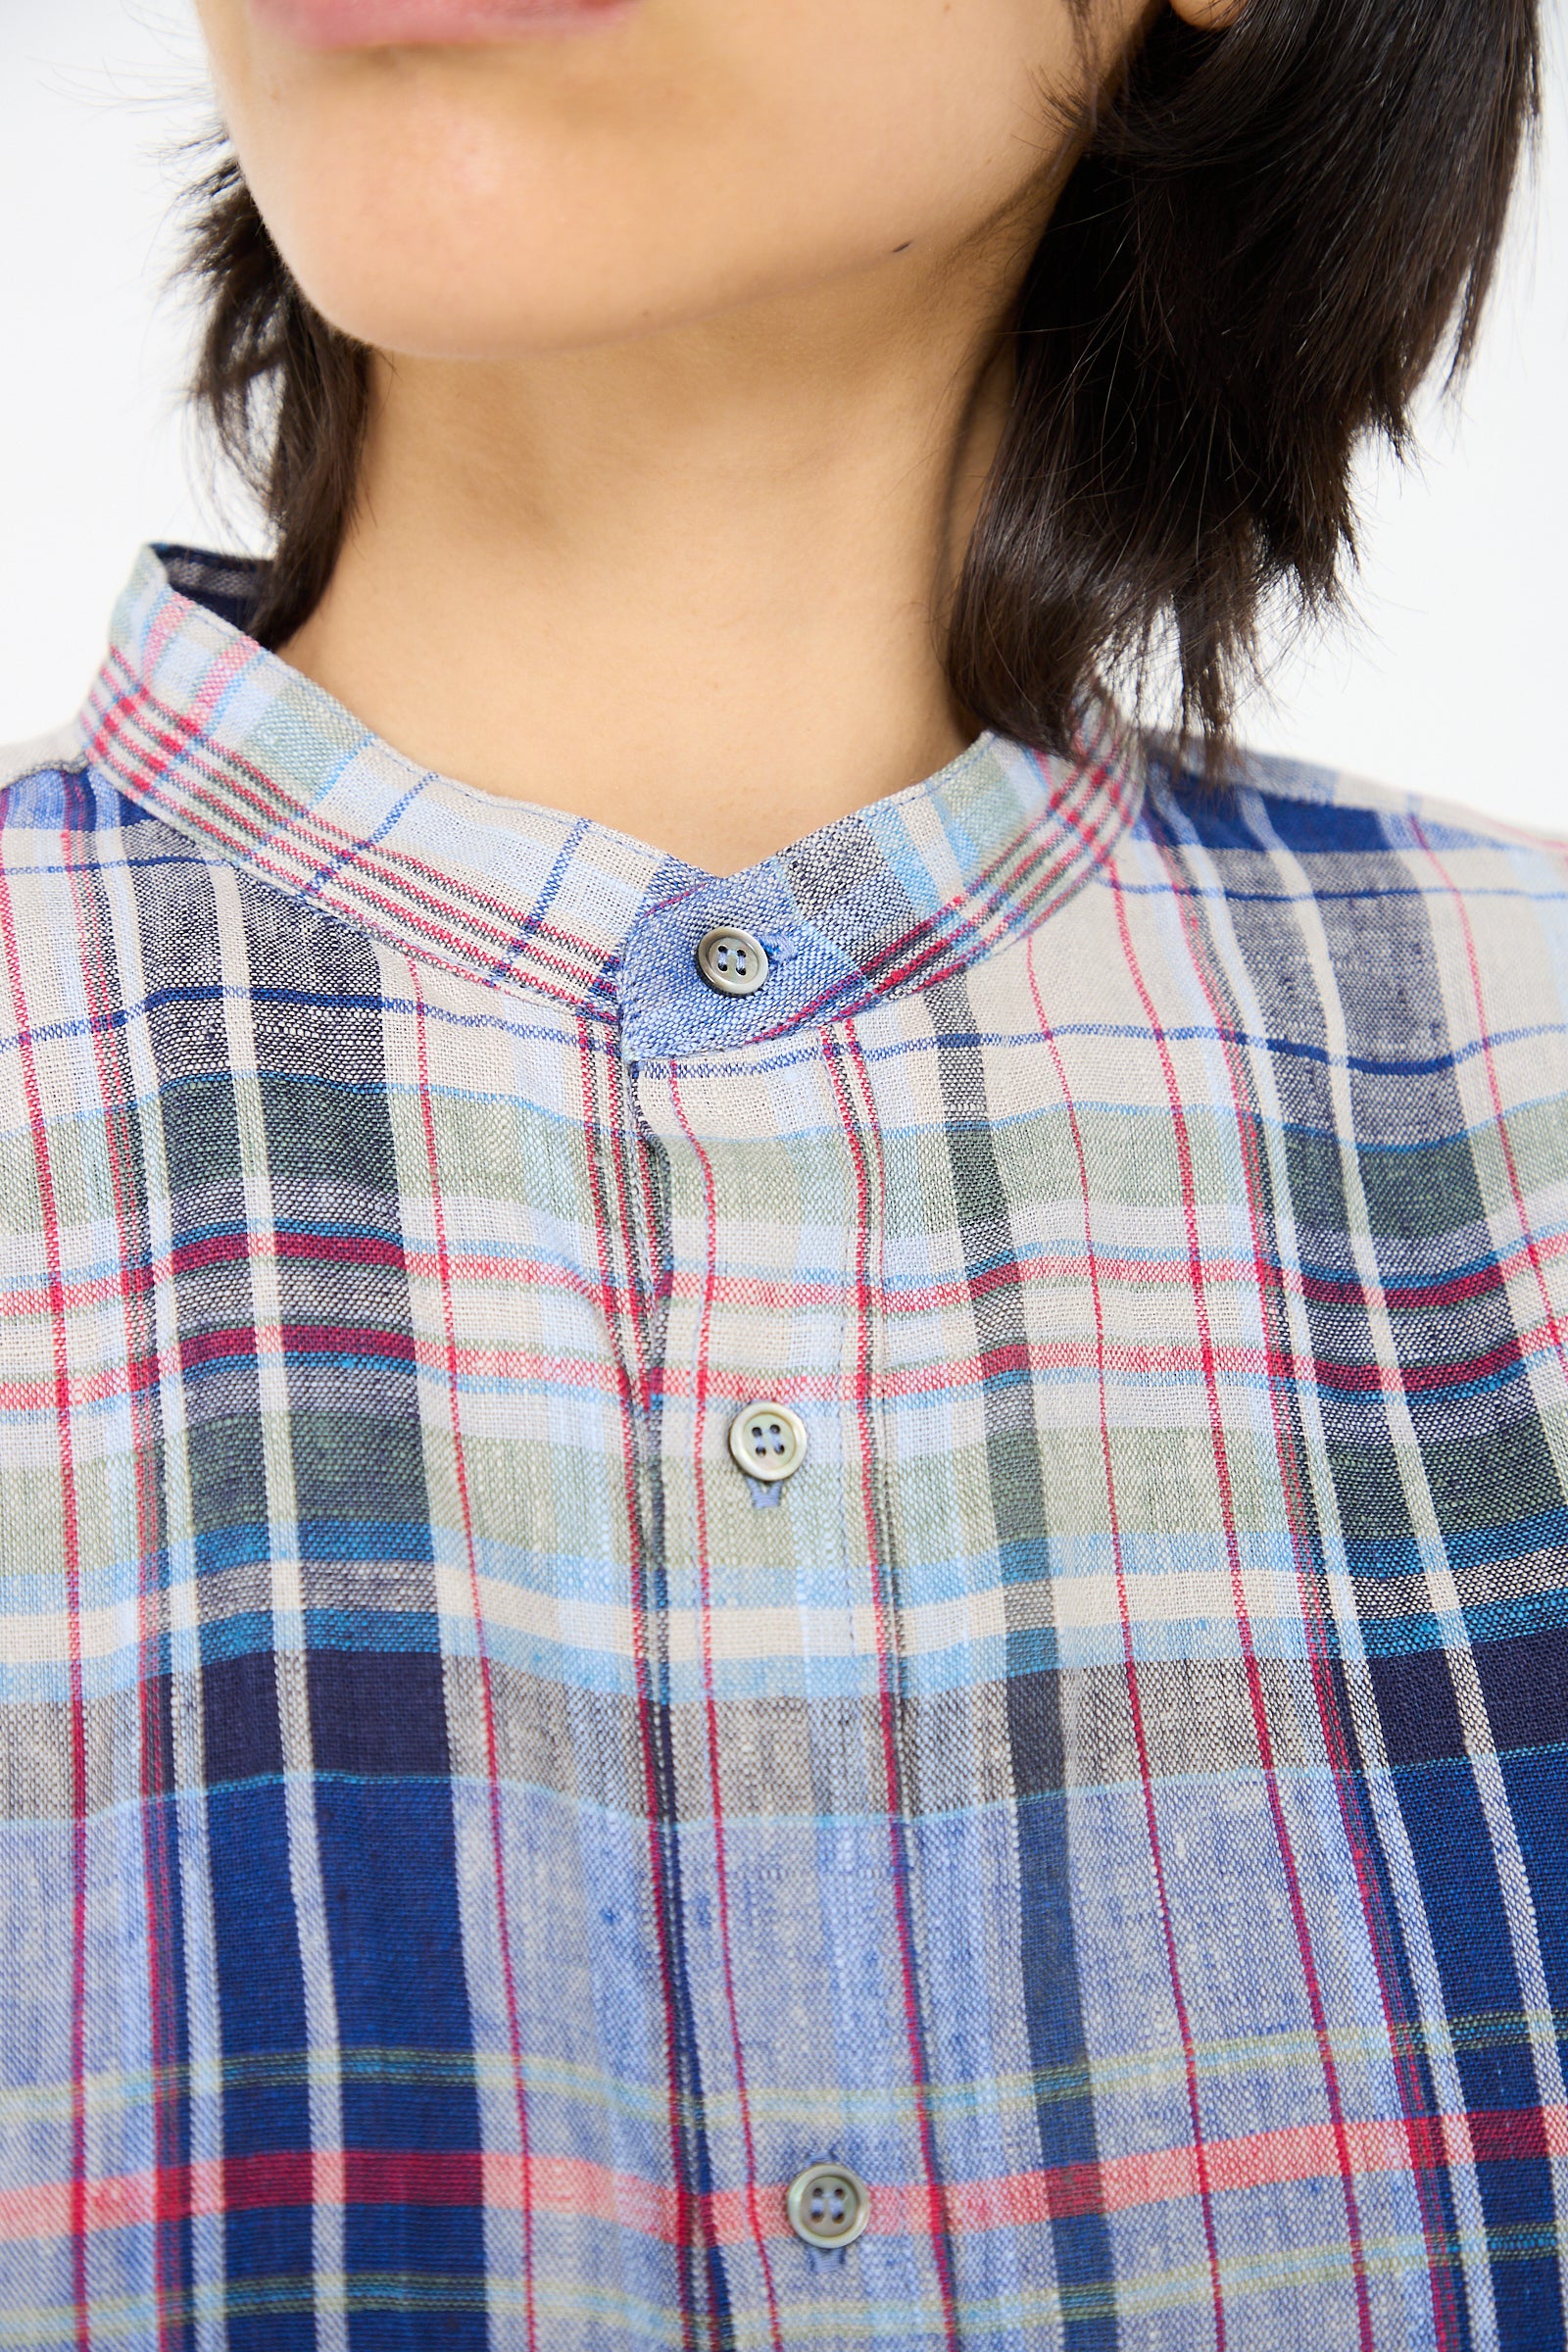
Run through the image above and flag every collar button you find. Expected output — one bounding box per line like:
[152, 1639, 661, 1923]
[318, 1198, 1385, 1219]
[696, 926, 769, 998]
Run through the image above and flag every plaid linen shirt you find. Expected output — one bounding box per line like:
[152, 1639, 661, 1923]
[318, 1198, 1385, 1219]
[1, 541, 1566, 2352]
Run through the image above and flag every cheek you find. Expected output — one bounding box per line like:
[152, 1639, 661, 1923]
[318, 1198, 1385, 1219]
[217, 0, 1077, 360]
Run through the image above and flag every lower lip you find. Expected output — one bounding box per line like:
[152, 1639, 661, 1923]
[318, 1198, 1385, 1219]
[253, 0, 636, 44]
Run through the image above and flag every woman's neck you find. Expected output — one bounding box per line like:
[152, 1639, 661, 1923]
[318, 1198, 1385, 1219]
[278, 254, 1022, 874]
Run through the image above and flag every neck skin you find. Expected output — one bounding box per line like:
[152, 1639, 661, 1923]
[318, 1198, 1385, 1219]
[278, 225, 1037, 875]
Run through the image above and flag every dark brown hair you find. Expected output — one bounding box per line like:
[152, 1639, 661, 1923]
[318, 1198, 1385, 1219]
[185, 0, 1541, 755]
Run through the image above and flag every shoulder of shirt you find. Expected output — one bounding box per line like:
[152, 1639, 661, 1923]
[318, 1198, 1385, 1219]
[0, 723, 93, 801]
[0, 722, 220, 892]
[1149, 736, 1568, 858]
[0, 723, 187, 846]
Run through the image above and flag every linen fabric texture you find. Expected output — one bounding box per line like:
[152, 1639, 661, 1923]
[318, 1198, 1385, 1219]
[1, 544, 1565, 2350]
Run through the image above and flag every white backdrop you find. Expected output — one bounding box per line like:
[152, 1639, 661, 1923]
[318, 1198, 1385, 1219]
[3, 0, 1565, 825]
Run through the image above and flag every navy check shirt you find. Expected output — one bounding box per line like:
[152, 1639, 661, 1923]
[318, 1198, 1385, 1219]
[0, 543, 1565, 2348]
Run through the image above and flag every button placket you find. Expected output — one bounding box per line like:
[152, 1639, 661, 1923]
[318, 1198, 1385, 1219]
[634, 1051, 886, 2321]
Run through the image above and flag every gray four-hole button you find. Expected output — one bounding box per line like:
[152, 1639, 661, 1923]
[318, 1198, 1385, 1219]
[696, 926, 769, 998]
[727, 1401, 808, 1483]
[786, 2162, 870, 2250]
